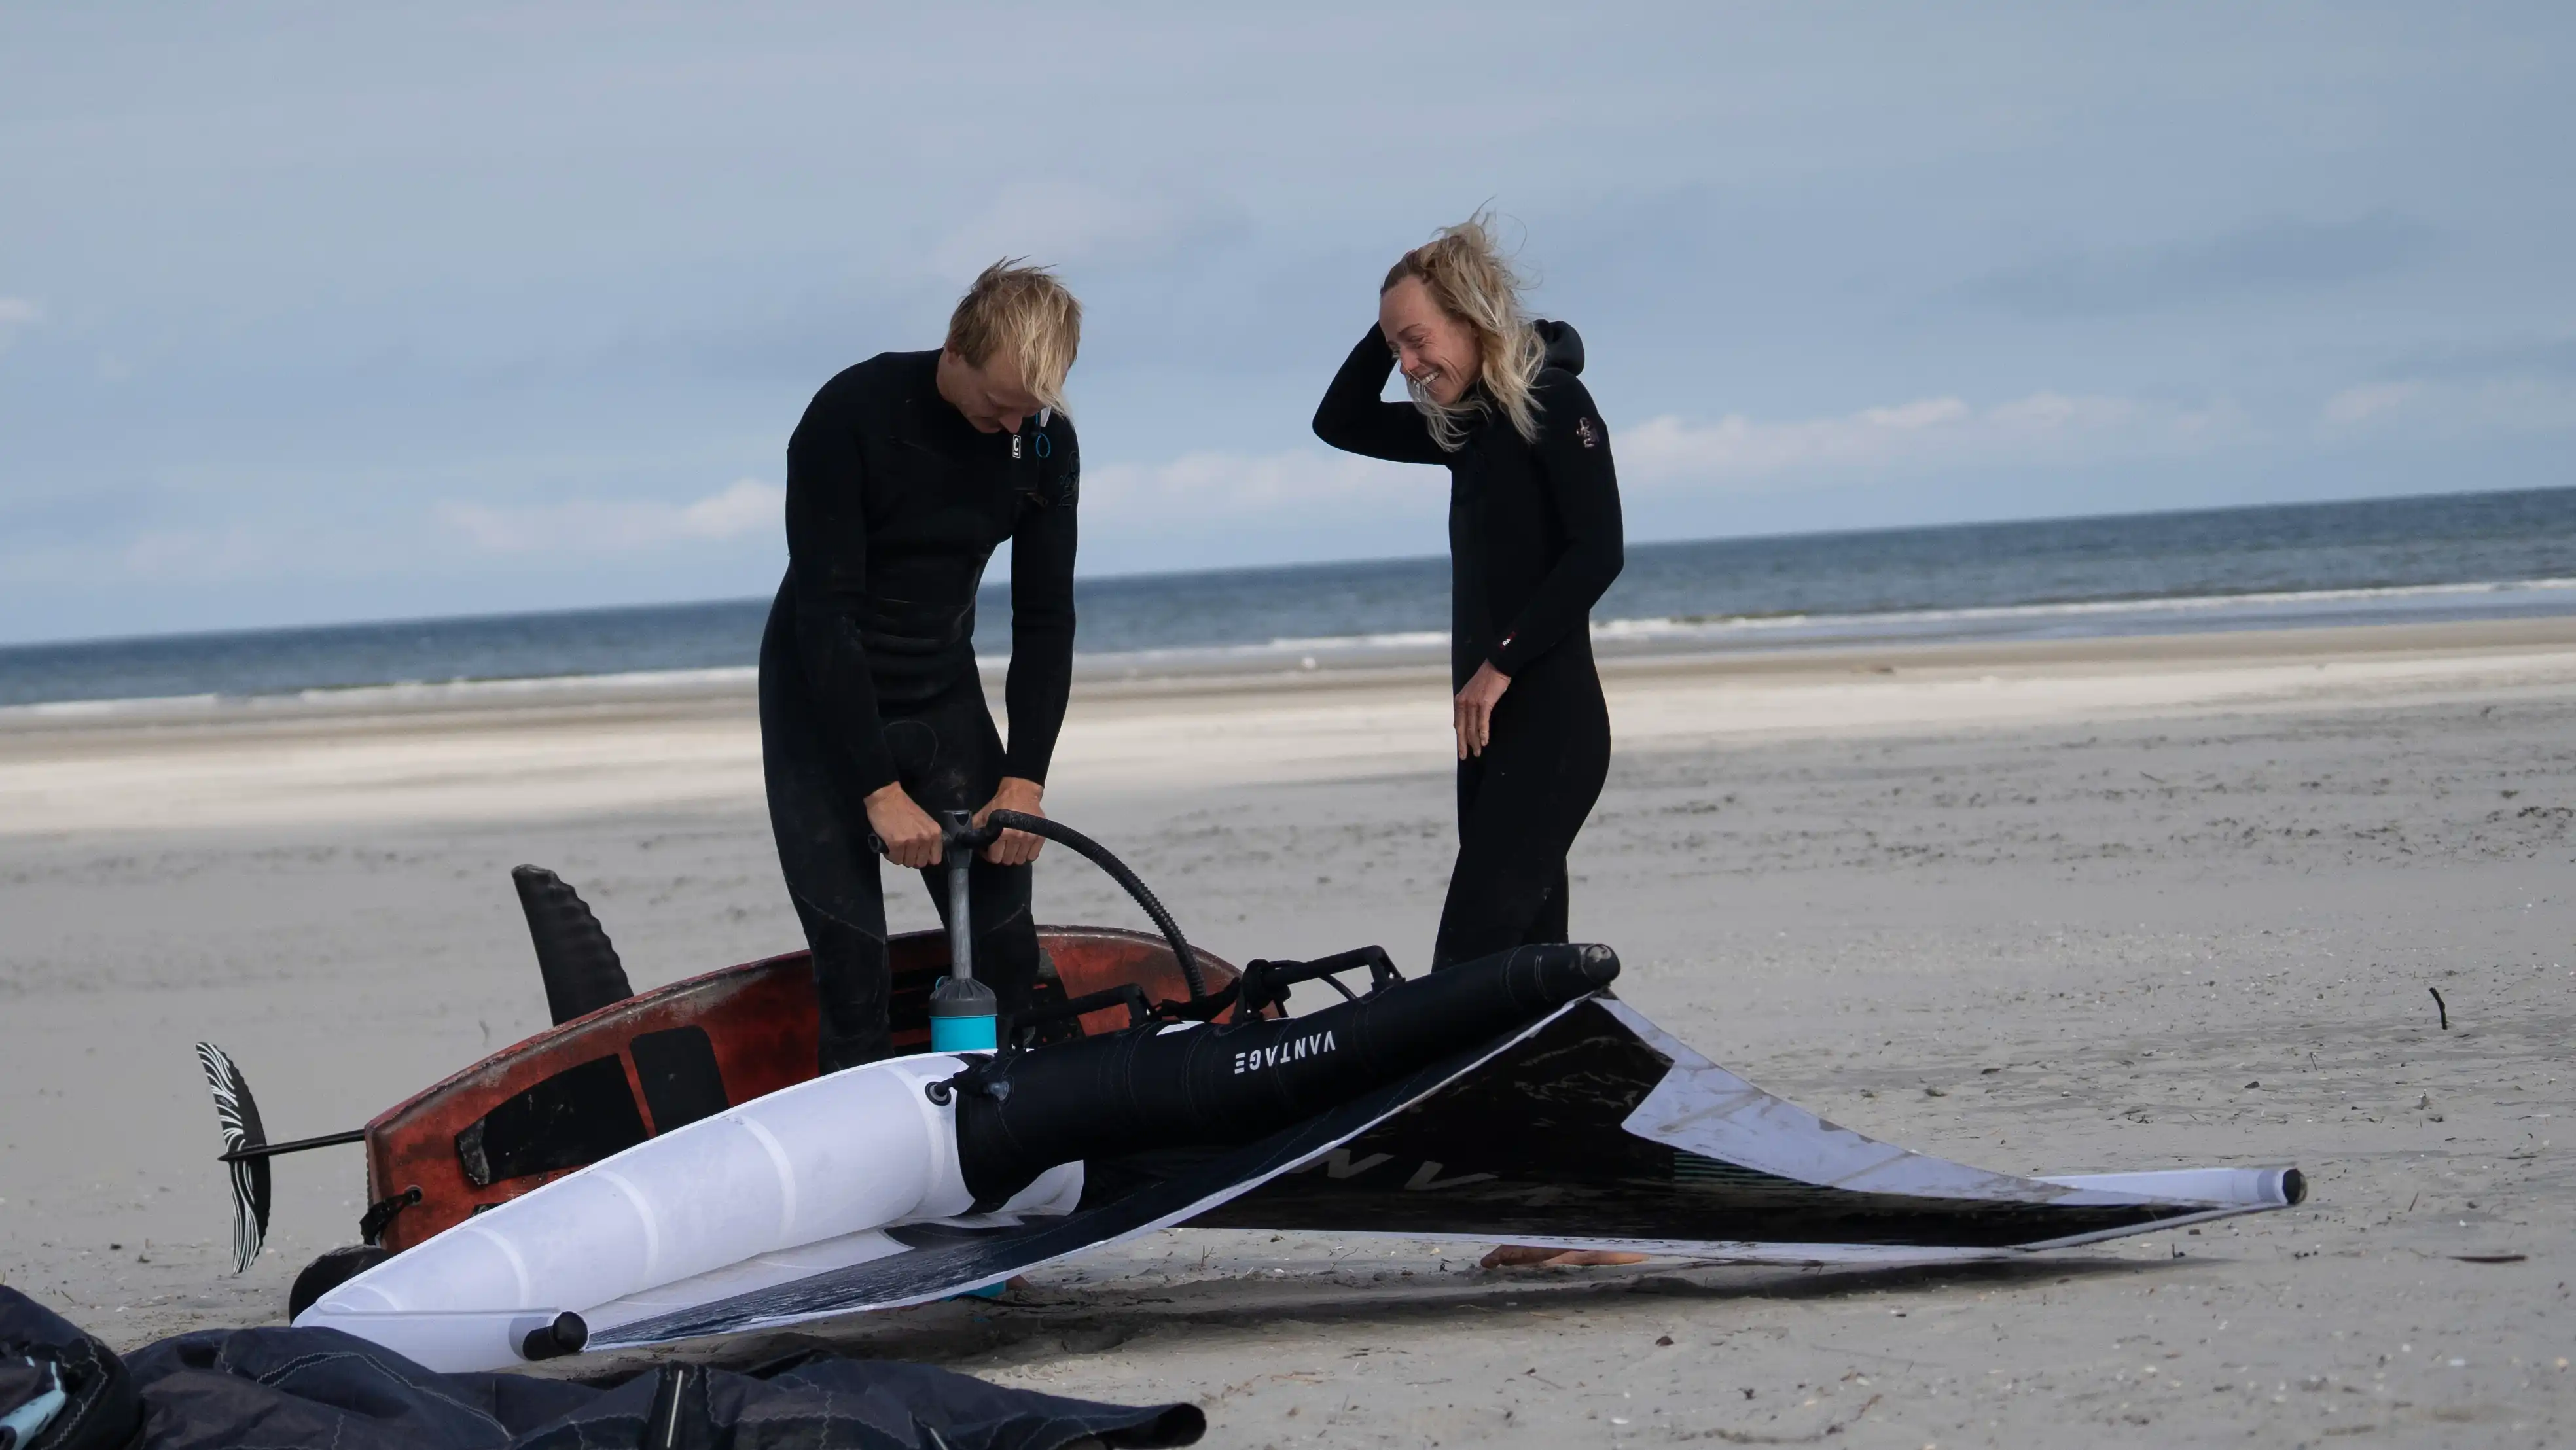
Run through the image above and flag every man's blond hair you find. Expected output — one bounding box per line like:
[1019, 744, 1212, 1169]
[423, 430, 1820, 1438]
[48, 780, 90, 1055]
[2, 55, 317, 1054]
[945, 259, 1082, 415]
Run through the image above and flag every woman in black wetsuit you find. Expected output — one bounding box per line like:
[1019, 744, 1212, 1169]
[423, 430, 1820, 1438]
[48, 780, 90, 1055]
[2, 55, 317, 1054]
[1314, 216, 1624, 972]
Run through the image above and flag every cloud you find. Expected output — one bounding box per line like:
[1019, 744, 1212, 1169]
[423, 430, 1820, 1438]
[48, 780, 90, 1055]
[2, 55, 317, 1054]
[21, 517, 382, 588]
[673, 477, 781, 537]
[1971, 213, 2441, 317]
[1062, 389, 2238, 563]
[1076, 389, 2236, 531]
[1080, 447, 1435, 524]
[1615, 390, 2228, 490]
[2321, 381, 2422, 425]
[929, 183, 1247, 279]
[2374, 335, 2576, 383]
[0, 296, 38, 350]
[2320, 376, 2576, 435]
[120, 525, 277, 580]
[440, 478, 783, 555]
[1083, 393, 2184, 520]
[1046, 448, 1447, 571]
[2317, 330, 2576, 434]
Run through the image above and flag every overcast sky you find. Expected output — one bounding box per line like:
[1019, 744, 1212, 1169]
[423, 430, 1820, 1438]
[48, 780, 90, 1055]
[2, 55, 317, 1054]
[3, 3, 2570, 644]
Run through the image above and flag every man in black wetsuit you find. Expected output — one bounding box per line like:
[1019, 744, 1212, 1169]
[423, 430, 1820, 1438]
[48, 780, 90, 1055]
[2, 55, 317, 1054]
[759, 262, 1082, 1072]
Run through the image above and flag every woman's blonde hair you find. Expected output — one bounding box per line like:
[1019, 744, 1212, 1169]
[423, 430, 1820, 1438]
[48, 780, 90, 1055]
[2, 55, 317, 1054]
[1381, 212, 1545, 450]
[946, 258, 1082, 415]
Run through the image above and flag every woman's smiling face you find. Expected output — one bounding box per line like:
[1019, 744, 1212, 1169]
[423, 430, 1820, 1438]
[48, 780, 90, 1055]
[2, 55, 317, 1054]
[1380, 275, 1480, 407]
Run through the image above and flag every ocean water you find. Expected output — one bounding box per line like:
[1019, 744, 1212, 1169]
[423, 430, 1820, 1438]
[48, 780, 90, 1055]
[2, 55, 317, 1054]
[9, 487, 2576, 709]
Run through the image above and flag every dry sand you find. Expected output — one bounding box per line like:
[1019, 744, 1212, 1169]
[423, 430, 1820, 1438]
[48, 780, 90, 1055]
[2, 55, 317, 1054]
[3, 618, 2572, 1446]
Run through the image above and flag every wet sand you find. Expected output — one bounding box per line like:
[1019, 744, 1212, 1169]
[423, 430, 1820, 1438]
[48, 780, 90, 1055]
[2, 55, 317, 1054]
[3, 617, 2571, 1445]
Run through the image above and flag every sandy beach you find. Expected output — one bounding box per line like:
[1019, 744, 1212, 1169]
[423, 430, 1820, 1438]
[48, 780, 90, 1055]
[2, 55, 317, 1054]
[4, 618, 2571, 1446]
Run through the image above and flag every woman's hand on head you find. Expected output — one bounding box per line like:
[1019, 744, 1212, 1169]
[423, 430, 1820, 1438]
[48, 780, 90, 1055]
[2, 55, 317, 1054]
[1454, 662, 1511, 760]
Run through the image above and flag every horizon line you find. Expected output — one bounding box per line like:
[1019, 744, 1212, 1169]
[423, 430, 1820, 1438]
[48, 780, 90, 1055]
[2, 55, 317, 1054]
[3, 481, 2569, 656]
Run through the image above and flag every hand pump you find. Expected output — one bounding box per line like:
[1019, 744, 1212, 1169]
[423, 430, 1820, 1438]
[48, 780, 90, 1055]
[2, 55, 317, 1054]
[926, 811, 999, 1051]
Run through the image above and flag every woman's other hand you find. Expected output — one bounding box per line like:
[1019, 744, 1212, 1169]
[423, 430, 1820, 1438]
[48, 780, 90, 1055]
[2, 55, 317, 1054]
[863, 783, 944, 868]
[1454, 662, 1512, 760]
[973, 777, 1048, 866]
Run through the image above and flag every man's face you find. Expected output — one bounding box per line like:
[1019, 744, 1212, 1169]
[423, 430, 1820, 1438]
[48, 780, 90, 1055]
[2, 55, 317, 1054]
[938, 348, 1046, 434]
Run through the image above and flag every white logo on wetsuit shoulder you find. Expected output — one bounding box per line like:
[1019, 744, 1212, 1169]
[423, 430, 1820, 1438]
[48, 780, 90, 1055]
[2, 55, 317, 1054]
[1232, 1030, 1338, 1074]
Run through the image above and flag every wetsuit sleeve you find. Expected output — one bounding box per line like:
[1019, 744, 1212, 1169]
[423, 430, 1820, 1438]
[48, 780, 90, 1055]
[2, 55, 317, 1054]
[1001, 427, 1079, 784]
[1312, 325, 1446, 464]
[1490, 372, 1624, 677]
[782, 388, 899, 797]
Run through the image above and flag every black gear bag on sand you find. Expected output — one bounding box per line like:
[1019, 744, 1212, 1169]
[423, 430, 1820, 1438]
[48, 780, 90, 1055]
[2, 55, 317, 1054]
[0, 1287, 1200, 1450]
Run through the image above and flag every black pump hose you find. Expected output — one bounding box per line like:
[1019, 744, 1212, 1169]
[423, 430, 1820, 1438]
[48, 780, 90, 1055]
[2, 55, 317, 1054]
[982, 810, 1206, 1001]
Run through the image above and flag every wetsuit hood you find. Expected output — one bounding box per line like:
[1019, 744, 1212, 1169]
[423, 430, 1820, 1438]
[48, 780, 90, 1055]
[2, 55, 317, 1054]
[1532, 319, 1584, 376]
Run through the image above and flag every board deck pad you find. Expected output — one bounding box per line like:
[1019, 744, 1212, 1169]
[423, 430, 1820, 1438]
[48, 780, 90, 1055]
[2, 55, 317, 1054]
[454, 1053, 647, 1189]
[590, 997, 2297, 1351]
[630, 1025, 730, 1133]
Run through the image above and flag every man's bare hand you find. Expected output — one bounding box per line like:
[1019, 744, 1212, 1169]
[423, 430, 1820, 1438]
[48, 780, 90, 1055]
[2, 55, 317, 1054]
[864, 783, 944, 868]
[1454, 661, 1512, 760]
[973, 777, 1047, 866]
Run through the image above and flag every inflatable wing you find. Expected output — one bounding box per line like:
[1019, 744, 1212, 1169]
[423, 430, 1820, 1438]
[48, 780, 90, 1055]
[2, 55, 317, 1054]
[296, 946, 2300, 1371]
[589, 995, 2299, 1355]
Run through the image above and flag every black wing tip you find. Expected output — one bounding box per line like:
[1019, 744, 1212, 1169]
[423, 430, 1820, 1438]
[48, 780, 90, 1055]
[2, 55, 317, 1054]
[195, 1040, 271, 1273]
[194, 1041, 262, 1144]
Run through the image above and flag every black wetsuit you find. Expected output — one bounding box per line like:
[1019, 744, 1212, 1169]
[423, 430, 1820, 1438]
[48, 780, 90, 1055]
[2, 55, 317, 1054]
[759, 349, 1079, 1070]
[1314, 321, 1622, 968]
